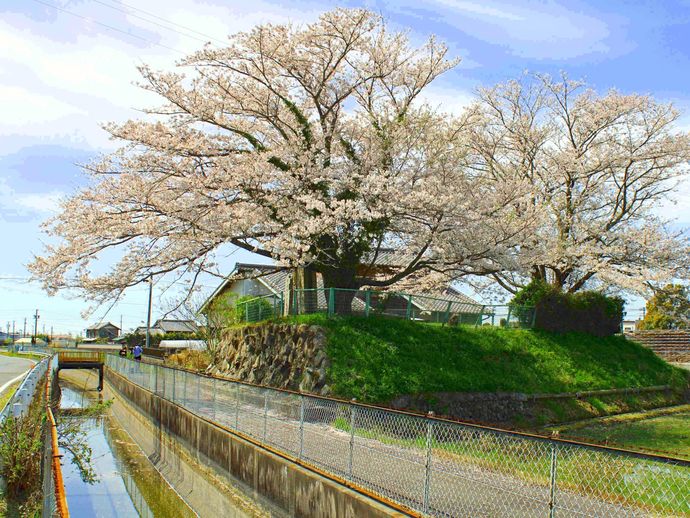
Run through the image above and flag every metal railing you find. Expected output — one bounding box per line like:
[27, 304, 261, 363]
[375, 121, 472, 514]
[106, 356, 690, 517]
[235, 288, 536, 328]
[42, 405, 69, 518]
[235, 293, 285, 323]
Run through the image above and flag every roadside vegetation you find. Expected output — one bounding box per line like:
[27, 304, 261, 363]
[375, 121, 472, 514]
[166, 349, 212, 371]
[0, 381, 20, 413]
[283, 314, 688, 403]
[0, 377, 46, 517]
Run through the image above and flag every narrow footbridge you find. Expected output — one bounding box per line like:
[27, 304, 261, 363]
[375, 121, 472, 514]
[58, 351, 106, 391]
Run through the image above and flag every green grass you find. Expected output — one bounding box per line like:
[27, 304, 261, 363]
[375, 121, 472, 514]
[282, 314, 688, 403]
[553, 406, 690, 460]
[0, 381, 20, 413]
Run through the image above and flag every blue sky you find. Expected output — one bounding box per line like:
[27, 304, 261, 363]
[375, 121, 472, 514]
[1, 0, 689, 334]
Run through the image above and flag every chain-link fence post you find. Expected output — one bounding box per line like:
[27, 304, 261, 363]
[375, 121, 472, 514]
[182, 369, 187, 406]
[235, 383, 240, 429]
[548, 442, 558, 518]
[173, 370, 177, 403]
[195, 375, 201, 412]
[212, 376, 217, 420]
[299, 395, 305, 460]
[263, 390, 268, 441]
[348, 404, 356, 480]
[423, 416, 434, 513]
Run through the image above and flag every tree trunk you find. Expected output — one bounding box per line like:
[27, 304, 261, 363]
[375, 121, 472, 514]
[320, 266, 359, 316]
[293, 266, 319, 313]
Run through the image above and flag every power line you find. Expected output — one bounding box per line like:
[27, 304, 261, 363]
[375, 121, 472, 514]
[91, 0, 228, 47]
[29, 0, 186, 55]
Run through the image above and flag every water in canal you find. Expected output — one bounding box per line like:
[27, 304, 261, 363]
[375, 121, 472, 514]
[57, 374, 274, 517]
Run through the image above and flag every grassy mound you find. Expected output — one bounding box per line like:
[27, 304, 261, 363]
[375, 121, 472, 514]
[285, 314, 688, 403]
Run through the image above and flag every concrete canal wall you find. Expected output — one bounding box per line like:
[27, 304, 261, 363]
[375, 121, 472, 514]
[105, 366, 409, 518]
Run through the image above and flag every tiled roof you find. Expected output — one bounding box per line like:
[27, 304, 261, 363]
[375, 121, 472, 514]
[409, 287, 482, 314]
[361, 248, 418, 268]
[86, 322, 119, 331]
[152, 319, 198, 333]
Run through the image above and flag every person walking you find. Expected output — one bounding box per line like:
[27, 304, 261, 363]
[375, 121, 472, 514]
[133, 344, 142, 362]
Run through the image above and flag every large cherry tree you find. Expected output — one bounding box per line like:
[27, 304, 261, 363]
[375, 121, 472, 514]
[466, 74, 690, 295]
[30, 9, 526, 308]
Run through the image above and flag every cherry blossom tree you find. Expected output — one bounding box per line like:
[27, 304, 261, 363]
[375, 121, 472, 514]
[29, 9, 527, 310]
[466, 74, 690, 295]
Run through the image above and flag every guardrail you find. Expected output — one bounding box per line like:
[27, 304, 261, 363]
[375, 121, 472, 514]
[0, 354, 51, 422]
[106, 356, 690, 517]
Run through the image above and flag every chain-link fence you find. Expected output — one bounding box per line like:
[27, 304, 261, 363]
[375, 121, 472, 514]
[41, 413, 57, 517]
[235, 288, 536, 329]
[107, 356, 689, 517]
[235, 293, 285, 323]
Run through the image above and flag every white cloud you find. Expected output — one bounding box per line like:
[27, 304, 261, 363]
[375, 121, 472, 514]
[0, 85, 86, 125]
[415, 0, 619, 60]
[16, 191, 62, 214]
[0, 177, 63, 221]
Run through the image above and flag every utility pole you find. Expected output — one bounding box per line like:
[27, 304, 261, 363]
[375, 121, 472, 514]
[33, 309, 39, 345]
[145, 275, 153, 349]
[23, 317, 26, 338]
[5, 322, 9, 341]
[50, 326, 53, 341]
[12, 321, 15, 344]
[120, 315, 123, 337]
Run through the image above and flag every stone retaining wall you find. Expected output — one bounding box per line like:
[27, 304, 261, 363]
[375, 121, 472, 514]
[208, 323, 331, 395]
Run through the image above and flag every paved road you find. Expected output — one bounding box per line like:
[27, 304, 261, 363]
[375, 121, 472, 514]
[0, 354, 34, 392]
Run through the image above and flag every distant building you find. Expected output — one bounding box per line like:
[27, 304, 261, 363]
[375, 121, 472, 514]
[85, 322, 120, 340]
[622, 320, 639, 333]
[134, 319, 198, 336]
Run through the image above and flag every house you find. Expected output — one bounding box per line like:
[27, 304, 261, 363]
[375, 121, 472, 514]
[134, 319, 198, 336]
[85, 322, 120, 340]
[622, 320, 639, 333]
[200, 262, 483, 323]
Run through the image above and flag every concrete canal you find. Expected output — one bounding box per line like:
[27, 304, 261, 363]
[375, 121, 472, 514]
[57, 371, 280, 517]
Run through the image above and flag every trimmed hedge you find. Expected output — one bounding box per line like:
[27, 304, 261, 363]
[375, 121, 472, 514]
[512, 280, 624, 336]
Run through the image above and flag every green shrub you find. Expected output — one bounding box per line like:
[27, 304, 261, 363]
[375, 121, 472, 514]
[234, 295, 275, 322]
[511, 279, 624, 336]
